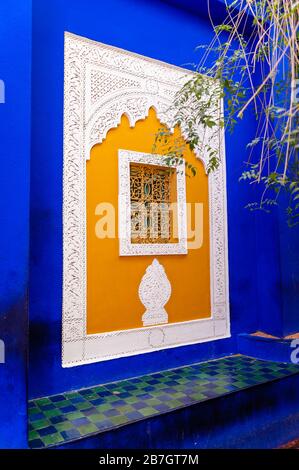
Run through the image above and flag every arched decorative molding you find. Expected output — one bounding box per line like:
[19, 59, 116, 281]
[62, 32, 230, 367]
[65, 31, 211, 167]
[86, 94, 175, 159]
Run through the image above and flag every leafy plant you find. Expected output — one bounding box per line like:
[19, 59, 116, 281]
[154, 0, 299, 225]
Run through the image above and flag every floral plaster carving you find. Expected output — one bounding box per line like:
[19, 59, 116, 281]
[139, 259, 171, 326]
[62, 32, 230, 366]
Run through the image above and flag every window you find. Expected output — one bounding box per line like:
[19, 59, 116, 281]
[119, 150, 187, 256]
[130, 164, 172, 244]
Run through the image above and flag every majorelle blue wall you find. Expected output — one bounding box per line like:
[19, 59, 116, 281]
[29, 0, 286, 400]
[278, 198, 299, 337]
[0, 0, 31, 448]
[163, 4, 299, 338]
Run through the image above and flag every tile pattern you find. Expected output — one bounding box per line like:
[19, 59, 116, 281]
[28, 355, 299, 448]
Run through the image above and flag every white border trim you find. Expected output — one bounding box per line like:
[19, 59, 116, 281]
[118, 149, 187, 256]
[62, 32, 230, 367]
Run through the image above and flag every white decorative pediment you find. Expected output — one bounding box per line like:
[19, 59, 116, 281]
[65, 32, 217, 167]
[62, 32, 230, 367]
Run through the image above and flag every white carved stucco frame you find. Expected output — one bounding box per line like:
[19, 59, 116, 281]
[62, 32, 230, 367]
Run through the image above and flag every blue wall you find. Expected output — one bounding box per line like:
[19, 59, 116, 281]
[0, 0, 295, 450]
[0, 0, 31, 448]
[279, 203, 299, 336]
[29, 0, 267, 399]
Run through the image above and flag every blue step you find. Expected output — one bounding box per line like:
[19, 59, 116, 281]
[28, 355, 299, 449]
[238, 333, 299, 363]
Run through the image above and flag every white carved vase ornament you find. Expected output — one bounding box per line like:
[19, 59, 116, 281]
[138, 259, 171, 326]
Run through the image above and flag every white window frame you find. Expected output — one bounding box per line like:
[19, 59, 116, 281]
[118, 149, 187, 256]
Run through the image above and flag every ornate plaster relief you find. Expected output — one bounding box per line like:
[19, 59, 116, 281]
[62, 32, 230, 366]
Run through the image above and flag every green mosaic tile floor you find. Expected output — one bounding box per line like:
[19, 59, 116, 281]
[28, 355, 299, 448]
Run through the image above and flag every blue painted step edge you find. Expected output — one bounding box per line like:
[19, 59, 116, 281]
[238, 333, 299, 364]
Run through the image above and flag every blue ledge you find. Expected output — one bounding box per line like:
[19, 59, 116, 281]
[238, 333, 299, 363]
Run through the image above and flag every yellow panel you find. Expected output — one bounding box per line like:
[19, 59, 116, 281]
[86, 108, 211, 334]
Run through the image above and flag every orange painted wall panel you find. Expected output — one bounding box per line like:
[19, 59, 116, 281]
[86, 108, 211, 334]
